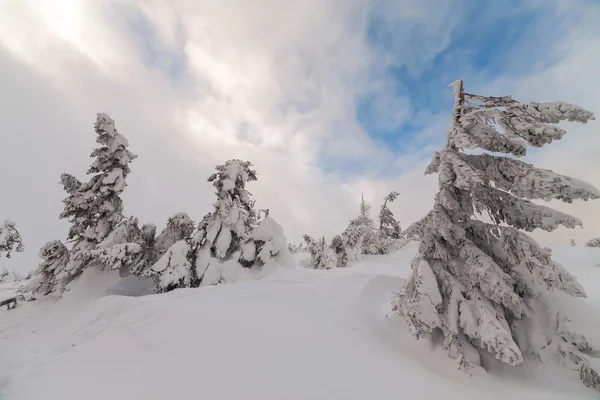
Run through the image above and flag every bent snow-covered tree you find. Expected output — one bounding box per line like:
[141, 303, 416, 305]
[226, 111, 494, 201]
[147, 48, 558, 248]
[379, 191, 402, 239]
[0, 220, 24, 258]
[57, 113, 137, 285]
[393, 80, 600, 384]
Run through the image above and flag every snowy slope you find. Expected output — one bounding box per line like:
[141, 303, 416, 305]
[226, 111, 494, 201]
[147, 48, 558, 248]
[1, 243, 600, 399]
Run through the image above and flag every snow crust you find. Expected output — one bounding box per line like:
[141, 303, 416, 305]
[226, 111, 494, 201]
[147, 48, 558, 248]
[2, 243, 600, 399]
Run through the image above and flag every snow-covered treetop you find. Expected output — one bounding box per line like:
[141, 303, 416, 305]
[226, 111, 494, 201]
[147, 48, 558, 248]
[155, 212, 194, 254]
[358, 194, 374, 227]
[208, 159, 257, 195]
[384, 191, 399, 203]
[88, 113, 137, 175]
[447, 80, 595, 156]
[0, 219, 24, 258]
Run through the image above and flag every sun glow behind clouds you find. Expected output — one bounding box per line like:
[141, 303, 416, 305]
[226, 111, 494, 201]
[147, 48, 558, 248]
[1, 0, 600, 275]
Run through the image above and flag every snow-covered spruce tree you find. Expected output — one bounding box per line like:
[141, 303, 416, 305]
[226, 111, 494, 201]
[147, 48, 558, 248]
[379, 191, 403, 239]
[303, 235, 337, 270]
[57, 113, 137, 285]
[30, 240, 70, 296]
[200, 159, 258, 260]
[585, 238, 600, 248]
[393, 80, 600, 383]
[145, 160, 262, 292]
[155, 212, 195, 255]
[0, 219, 24, 258]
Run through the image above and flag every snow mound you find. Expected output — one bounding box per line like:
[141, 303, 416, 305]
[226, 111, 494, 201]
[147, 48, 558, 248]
[1, 244, 599, 399]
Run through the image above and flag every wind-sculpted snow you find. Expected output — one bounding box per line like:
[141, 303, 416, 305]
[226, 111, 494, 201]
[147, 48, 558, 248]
[2, 243, 599, 399]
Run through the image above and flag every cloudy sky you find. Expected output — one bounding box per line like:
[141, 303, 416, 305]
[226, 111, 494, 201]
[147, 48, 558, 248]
[1, 0, 599, 273]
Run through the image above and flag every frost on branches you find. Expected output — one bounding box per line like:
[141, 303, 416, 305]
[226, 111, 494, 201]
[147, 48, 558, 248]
[393, 80, 600, 384]
[585, 238, 600, 248]
[57, 114, 137, 285]
[379, 191, 403, 240]
[239, 216, 295, 270]
[303, 235, 337, 270]
[81, 217, 157, 276]
[0, 219, 24, 258]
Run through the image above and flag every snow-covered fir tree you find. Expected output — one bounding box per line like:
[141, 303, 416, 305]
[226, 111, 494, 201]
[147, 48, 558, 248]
[331, 234, 348, 268]
[145, 159, 284, 293]
[201, 159, 258, 260]
[379, 191, 403, 239]
[57, 113, 137, 285]
[29, 240, 70, 295]
[303, 235, 337, 270]
[155, 213, 195, 255]
[393, 80, 600, 385]
[0, 219, 24, 258]
[585, 238, 600, 248]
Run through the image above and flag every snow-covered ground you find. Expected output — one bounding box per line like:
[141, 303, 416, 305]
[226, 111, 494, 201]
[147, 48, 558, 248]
[1, 243, 600, 399]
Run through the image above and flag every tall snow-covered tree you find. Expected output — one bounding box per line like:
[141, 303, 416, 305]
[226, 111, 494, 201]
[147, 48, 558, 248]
[393, 80, 599, 384]
[0, 219, 24, 258]
[379, 191, 403, 239]
[57, 113, 137, 284]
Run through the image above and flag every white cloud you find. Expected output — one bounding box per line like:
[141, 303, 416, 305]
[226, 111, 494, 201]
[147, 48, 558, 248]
[0, 0, 599, 274]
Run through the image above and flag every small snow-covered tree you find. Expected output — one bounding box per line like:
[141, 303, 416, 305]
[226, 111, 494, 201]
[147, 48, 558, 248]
[379, 191, 403, 239]
[0, 219, 24, 258]
[585, 238, 600, 248]
[239, 216, 295, 270]
[58, 114, 137, 284]
[155, 213, 195, 255]
[200, 160, 258, 260]
[30, 240, 70, 295]
[570, 239, 577, 247]
[146, 160, 268, 293]
[331, 234, 348, 268]
[393, 80, 599, 382]
[303, 235, 337, 270]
